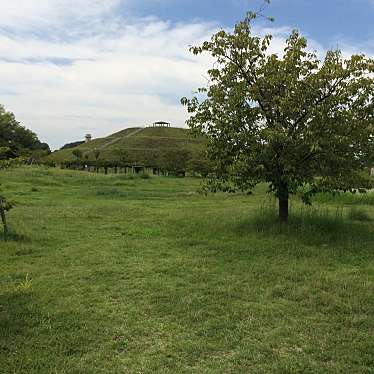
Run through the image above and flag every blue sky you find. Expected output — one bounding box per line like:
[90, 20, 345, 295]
[119, 0, 374, 51]
[125, 0, 374, 48]
[0, 0, 373, 149]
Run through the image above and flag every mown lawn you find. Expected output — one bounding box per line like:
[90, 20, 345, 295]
[1, 167, 373, 373]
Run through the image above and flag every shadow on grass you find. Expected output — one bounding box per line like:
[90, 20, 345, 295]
[93, 187, 128, 198]
[0, 230, 28, 243]
[237, 204, 374, 248]
[0, 289, 34, 353]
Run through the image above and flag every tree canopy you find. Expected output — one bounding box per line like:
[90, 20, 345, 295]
[0, 105, 50, 159]
[60, 141, 85, 150]
[182, 13, 374, 222]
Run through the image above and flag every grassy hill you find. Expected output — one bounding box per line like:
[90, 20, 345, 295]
[48, 127, 206, 167]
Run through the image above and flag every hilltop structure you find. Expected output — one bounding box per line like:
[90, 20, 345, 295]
[85, 134, 92, 143]
[152, 121, 170, 128]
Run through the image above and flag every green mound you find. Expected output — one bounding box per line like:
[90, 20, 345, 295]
[48, 127, 206, 167]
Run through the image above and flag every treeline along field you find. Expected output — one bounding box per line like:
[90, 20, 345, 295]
[1, 167, 374, 373]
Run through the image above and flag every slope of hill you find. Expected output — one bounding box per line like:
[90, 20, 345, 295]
[48, 127, 206, 168]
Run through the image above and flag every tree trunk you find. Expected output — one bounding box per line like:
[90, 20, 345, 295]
[0, 205, 8, 240]
[278, 196, 289, 223]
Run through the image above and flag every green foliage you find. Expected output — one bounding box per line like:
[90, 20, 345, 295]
[186, 157, 212, 177]
[72, 149, 83, 160]
[60, 140, 85, 150]
[0, 193, 13, 240]
[0, 152, 22, 239]
[0, 146, 13, 160]
[0, 104, 50, 158]
[0, 156, 25, 170]
[182, 14, 374, 222]
[160, 149, 191, 176]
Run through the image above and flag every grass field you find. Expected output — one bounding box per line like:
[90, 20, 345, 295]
[1, 167, 374, 373]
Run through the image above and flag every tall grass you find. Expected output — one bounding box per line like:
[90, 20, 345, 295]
[250, 200, 373, 246]
[348, 206, 372, 222]
[314, 190, 374, 205]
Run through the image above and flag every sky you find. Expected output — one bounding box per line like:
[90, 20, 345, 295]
[0, 0, 373, 149]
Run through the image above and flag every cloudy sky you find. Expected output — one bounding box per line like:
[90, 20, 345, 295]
[0, 0, 373, 149]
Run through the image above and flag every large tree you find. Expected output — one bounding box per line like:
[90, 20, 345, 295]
[0, 149, 20, 240]
[182, 13, 374, 222]
[0, 105, 48, 238]
[0, 104, 50, 158]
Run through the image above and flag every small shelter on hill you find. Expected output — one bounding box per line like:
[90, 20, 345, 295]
[152, 121, 171, 128]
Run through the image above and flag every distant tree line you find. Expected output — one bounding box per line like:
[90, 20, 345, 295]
[49, 147, 212, 177]
[60, 141, 85, 150]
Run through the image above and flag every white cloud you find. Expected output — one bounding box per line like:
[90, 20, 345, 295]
[0, 1, 217, 149]
[0, 0, 120, 34]
[0, 1, 372, 149]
